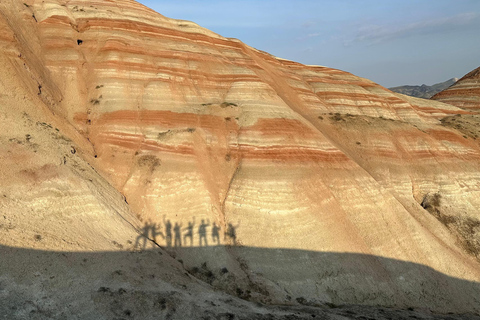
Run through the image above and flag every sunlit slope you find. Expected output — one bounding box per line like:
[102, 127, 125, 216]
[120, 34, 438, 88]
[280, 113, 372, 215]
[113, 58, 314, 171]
[432, 66, 480, 110]
[1, 0, 480, 313]
[0, 0, 143, 252]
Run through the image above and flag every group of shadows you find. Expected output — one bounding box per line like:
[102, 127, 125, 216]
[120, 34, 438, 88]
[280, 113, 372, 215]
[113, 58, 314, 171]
[135, 216, 239, 249]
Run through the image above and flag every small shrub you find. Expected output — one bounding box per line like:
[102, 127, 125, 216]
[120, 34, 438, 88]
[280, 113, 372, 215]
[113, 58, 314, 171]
[157, 130, 171, 138]
[420, 193, 441, 211]
[236, 287, 243, 296]
[325, 302, 339, 308]
[137, 155, 161, 170]
[330, 113, 343, 122]
[221, 102, 238, 108]
[36, 121, 52, 129]
[205, 270, 214, 280]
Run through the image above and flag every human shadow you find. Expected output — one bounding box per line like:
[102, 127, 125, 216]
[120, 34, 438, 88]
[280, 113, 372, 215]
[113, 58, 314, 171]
[150, 222, 164, 245]
[134, 220, 164, 249]
[173, 222, 183, 247]
[211, 222, 221, 245]
[163, 215, 172, 248]
[183, 217, 195, 247]
[225, 221, 240, 245]
[198, 219, 210, 246]
[138, 218, 237, 249]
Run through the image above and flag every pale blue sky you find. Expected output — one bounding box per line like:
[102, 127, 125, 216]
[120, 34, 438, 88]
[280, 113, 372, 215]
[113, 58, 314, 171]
[137, 0, 480, 87]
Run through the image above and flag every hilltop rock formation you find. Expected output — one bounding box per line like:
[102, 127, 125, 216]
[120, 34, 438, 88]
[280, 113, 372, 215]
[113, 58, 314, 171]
[389, 78, 457, 99]
[1, 0, 480, 318]
[432, 67, 480, 110]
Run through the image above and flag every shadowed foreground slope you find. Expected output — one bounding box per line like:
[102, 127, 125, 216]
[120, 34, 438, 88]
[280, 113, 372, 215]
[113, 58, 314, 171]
[1, 244, 479, 320]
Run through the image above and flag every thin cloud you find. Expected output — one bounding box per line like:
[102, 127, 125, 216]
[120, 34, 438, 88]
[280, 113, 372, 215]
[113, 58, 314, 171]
[349, 12, 480, 45]
[297, 32, 323, 41]
[302, 21, 317, 28]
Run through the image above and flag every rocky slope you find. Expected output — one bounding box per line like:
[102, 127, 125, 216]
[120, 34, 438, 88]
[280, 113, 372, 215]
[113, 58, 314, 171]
[389, 78, 457, 99]
[432, 67, 480, 110]
[1, 0, 480, 318]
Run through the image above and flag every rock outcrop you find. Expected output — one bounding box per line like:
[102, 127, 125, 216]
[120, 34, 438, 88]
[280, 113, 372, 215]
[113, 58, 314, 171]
[1, 0, 480, 318]
[432, 67, 480, 110]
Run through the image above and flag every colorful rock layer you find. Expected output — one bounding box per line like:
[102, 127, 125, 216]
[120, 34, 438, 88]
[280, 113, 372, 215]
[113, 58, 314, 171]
[1, 0, 480, 313]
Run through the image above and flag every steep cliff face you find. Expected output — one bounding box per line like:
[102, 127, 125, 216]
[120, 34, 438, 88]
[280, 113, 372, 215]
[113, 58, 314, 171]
[432, 66, 480, 110]
[2, 0, 480, 316]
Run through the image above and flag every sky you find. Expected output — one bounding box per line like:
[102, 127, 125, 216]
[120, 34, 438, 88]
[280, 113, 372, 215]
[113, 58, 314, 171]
[137, 0, 480, 88]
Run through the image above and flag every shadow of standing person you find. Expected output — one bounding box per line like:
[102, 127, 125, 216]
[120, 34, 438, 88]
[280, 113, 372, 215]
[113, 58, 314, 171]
[211, 222, 221, 245]
[183, 217, 195, 247]
[225, 222, 240, 246]
[163, 215, 172, 248]
[134, 221, 152, 250]
[198, 219, 210, 246]
[173, 222, 183, 247]
[151, 222, 164, 245]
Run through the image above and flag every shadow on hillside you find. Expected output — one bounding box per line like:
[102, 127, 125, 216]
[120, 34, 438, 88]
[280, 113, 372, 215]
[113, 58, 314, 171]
[134, 217, 239, 249]
[0, 244, 479, 319]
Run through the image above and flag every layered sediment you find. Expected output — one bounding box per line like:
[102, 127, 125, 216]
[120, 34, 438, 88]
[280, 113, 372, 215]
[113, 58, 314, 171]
[432, 66, 480, 110]
[1, 0, 480, 317]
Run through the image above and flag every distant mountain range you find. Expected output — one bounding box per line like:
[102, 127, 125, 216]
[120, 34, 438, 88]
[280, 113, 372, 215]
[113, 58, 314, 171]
[389, 78, 458, 99]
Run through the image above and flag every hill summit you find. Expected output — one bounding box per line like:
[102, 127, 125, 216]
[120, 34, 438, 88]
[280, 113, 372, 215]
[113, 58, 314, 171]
[432, 66, 480, 110]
